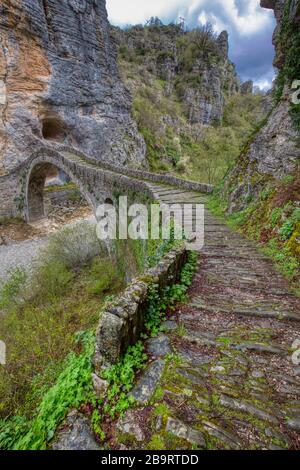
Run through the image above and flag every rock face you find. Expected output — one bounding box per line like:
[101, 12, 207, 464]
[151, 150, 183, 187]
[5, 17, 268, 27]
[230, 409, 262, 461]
[226, 0, 300, 211]
[183, 55, 239, 125]
[241, 81, 254, 95]
[112, 24, 240, 125]
[0, 0, 146, 174]
[52, 411, 100, 450]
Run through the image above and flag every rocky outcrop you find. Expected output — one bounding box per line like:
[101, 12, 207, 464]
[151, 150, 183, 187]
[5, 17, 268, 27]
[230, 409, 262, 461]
[52, 411, 100, 450]
[241, 81, 254, 95]
[112, 24, 240, 125]
[0, 0, 146, 174]
[226, 0, 300, 211]
[183, 54, 239, 125]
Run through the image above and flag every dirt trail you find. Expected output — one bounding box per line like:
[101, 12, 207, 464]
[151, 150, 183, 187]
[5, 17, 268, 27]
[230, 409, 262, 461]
[0, 213, 96, 287]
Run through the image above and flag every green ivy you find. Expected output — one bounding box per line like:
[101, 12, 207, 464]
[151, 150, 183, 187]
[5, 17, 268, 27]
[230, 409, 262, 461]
[145, 251, 198, 336]
[0, 331, 96, 450]
[279, 208, 300, 241]
[102, 341, 148, 418]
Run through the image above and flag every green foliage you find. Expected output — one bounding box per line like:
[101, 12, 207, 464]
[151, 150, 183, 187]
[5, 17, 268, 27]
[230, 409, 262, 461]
[42, 222, 105, 270]
[68, 190, 82, 203]
[100, 252, 198, 420]
[102, 342, 147, 418]
[91, 409, 105, 441]
[113, 238, 147, 280]
[275, 0, 300, 129]
[0, 332, 96, 450]
[176, 24, 219, 76]
[0, 417, 30, 450]
[263, 239, 299, 279]
[208, 180, 300, 285]
[0, 228, 124, 424]
[147, 224, 178, 268]
[44, 182, 78, 193]
[133, 94, 182, 172]
[145, 251, 198, 336]
[0, 215, 24, 225]
[85, 258, 122, 296]
[118, 23, 265, 184]
[132, 66, 264, 184]
[145, 284, 166, 336]
[279, 209, 300, 241]
[147, 434, 166, 450]
[270, 207, 283, 227]
[31, 260, 74, 303]
[0, 268, 27, 309]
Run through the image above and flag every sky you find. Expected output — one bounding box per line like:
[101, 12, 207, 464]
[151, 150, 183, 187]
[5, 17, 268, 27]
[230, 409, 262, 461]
[106, 0, 276, 90]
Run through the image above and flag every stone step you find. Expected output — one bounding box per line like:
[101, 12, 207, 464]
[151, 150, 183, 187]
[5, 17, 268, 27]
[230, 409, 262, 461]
[190, 299, 300, 322]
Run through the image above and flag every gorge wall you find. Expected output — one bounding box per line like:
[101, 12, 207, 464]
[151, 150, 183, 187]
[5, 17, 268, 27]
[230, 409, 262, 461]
[0, 0, 146, 176]
[226, 0, 300, 211]
[112, 21, 241, 126]
[110, 19, 265, 181]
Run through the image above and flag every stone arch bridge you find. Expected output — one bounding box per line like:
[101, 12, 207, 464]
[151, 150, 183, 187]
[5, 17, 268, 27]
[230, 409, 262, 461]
[0, 147, 213, 222]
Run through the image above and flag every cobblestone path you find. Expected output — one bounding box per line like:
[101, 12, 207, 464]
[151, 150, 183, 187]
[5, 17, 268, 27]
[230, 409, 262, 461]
[114, 185, 300, 450]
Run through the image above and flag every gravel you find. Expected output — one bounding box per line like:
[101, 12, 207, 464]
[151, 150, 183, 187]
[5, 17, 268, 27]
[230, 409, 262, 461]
[0, 238, 48, 287]
[0, 216, 97, 287]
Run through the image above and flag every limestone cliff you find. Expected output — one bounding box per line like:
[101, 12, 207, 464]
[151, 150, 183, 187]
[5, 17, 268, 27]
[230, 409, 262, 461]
[112, 23, 241, 125]
[0, 0, 146, 175]
[226, 0, 300, 211]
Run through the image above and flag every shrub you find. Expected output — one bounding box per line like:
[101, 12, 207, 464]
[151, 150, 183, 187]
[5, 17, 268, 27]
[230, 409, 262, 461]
[86, 258, 122, 296]
[30, 260, 74, 303]
[0, 223, 123, 422]
[40, 222, 105, 270]
[0, 332, 96, 450]
[0, 268, 27, 310]
[279, 209, 300, 241]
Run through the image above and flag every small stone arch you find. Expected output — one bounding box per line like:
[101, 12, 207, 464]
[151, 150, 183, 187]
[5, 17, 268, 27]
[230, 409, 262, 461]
[25, 158, 95, 223]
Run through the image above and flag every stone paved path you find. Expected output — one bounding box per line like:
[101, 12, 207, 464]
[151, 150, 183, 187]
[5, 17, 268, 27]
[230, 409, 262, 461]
[114, 185, 300, 450]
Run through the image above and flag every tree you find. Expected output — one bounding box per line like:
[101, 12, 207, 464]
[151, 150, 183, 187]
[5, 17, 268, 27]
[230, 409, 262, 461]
[190, 23, 218, 56]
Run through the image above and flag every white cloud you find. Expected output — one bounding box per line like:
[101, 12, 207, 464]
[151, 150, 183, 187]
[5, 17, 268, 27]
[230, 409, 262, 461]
[106, 0, 189, 26]
[106, 0, 276, 87]
[221, 0, 272, 35]
[254, 77, 274, 91]
[198, 12, 207, 25]
[107, 0, 273, 34]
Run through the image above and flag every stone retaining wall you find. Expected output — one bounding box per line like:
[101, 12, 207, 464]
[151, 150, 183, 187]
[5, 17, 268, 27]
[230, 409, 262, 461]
[94, 245, 188, 371]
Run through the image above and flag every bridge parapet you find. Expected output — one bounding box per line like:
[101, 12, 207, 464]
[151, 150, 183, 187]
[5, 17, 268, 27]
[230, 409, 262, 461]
[57, 146, 214, 194]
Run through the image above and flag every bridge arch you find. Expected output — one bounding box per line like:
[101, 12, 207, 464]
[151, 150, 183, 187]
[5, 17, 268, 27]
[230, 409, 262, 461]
[25, 155, 96, 223]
